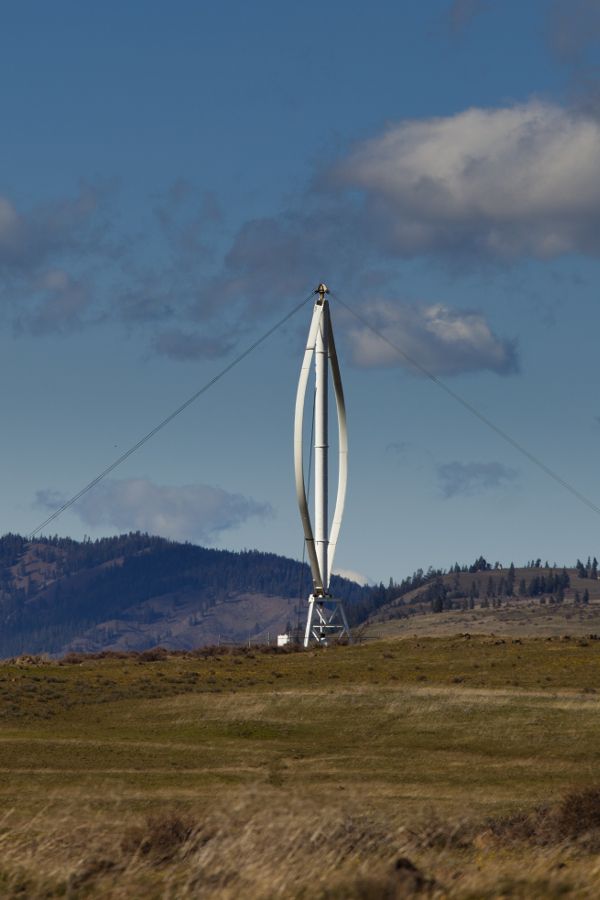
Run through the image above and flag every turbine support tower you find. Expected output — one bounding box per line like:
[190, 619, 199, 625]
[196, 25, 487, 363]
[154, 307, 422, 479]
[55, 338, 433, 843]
[294, 283, 352, 647]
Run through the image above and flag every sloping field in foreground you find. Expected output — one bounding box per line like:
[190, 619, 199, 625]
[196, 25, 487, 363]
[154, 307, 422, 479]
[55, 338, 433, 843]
[0, 636, 599, 897]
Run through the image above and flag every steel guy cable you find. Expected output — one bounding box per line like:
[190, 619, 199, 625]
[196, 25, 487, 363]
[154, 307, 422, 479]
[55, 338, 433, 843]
[29, 290, 315, 538]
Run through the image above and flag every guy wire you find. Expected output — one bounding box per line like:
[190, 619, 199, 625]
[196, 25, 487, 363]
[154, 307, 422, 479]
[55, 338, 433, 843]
[331, 291, 600, 518]
[29, 290, 316, 539]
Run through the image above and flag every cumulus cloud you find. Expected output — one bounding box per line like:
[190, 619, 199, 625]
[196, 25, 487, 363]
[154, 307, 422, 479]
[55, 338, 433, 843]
[16, 97, 600, 357]
[0, 184, 116, 337]
[114, 181, 225, 335]
[0, 185, 103, 275]
[36, 478, 272, 544]
[17, 96, 600, 357]
[189, 100, 600, 336]
[0, 179, 224, 344]
[196, 199, 365, 324]
[330, 101, 600, 259]
[437, 461, 518, 498]
[347, 301, 518, 376]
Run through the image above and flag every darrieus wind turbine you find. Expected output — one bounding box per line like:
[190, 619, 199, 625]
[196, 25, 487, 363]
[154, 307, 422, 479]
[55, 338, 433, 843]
[294, 283, 352, 647]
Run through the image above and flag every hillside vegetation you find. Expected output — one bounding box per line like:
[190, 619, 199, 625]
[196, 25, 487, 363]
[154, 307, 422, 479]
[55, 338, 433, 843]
[3, 532, 600, 656]
[0, 637, 599, 896]
[365, 557, 600, 640]
[0, 533, 369, 657]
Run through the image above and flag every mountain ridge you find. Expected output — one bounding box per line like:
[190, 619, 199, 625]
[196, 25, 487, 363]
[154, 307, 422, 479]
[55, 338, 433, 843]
[3, 533, 600, 656]
[0, 532, 371, 657]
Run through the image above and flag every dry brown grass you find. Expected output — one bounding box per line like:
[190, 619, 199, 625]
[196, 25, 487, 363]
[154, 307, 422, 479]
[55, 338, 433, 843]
[0, 789, 599, 898]
[0, 795, 414, 898]
[0, 639, 599, 896]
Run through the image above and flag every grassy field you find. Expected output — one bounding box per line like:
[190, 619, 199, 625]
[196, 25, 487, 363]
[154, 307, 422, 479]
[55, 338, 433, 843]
[0, 637, 600, 897]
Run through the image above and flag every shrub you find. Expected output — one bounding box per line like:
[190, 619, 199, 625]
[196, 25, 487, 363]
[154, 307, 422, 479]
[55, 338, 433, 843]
[486, 787, 600, 849]
[317, 858, 436, 898]
[137, 647, 169, 662]
[121, 812, 201, 865]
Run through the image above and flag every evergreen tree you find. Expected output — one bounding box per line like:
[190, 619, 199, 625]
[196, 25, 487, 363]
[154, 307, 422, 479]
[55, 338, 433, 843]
[507, 563, 516, 597]
[469, 556, 490, 573]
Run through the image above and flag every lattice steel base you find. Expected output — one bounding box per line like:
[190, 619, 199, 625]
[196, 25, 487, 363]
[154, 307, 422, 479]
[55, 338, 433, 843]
[303, 594, 352, 647]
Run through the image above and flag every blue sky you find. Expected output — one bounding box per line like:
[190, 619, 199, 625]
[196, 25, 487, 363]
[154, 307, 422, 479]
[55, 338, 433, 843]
[3, 0, 600, 584]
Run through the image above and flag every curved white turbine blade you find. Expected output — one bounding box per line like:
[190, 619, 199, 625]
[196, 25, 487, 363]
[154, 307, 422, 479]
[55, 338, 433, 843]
[325, 302, 347, 589]
[294, 301, 325, 593]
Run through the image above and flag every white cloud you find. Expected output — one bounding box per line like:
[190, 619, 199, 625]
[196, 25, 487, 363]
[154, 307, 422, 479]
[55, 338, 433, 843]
[331, 101, 600, 258]
[437, 461, 518, 497]
[347, 300, 517, 376]
[36, 478, 272, 544]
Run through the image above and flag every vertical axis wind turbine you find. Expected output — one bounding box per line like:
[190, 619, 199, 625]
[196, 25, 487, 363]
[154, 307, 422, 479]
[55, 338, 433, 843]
[294, 284, 352, 646]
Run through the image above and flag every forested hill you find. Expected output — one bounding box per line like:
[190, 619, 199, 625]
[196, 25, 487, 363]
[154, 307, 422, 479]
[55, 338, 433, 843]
[3, 533, 590, 657]
[0, 533, 373, 657]
[362, 556, 600, 639]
